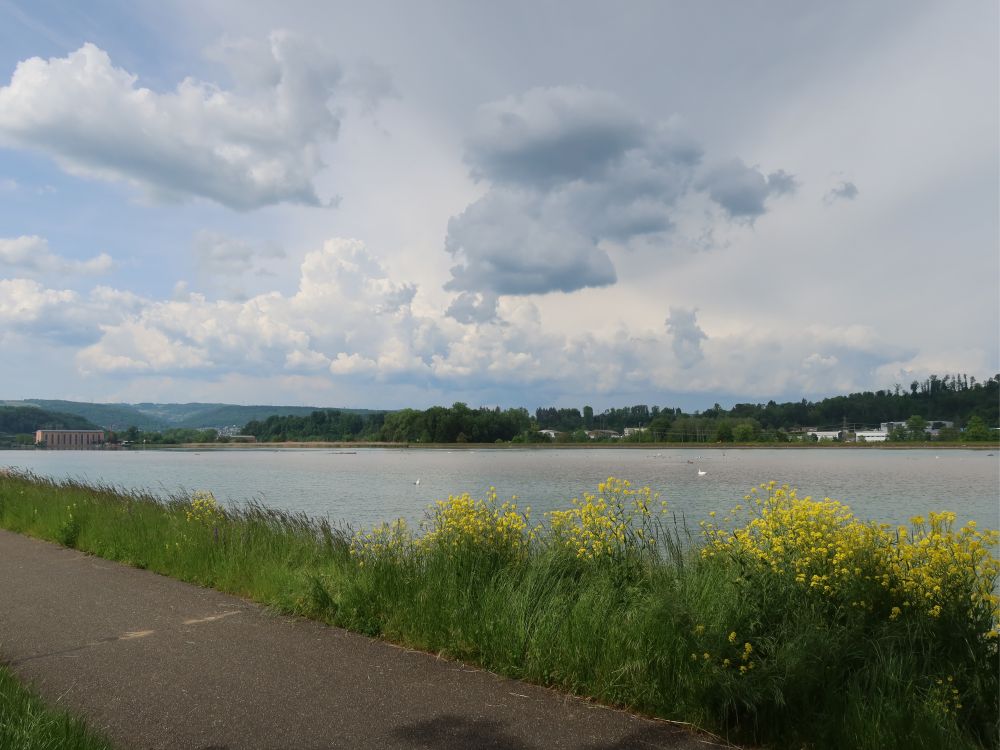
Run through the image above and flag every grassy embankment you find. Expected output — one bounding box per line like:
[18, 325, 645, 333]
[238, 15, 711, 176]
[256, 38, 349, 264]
[0, 472, 997, 750]
[0, 664, 114, 750]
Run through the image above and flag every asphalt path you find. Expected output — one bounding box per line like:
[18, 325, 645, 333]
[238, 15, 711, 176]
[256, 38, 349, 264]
[0, 529, 726, 750]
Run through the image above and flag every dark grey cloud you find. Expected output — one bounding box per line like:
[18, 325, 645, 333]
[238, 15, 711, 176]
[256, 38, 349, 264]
[665, 307, 707, 369]
[445, 86, 793, 304]
[445, 188, 617, 297]
[445, 291, 499, 324]
[825, 180, 859, 203]
[697, 160, 797, 219]
[465, 86, 644, 186]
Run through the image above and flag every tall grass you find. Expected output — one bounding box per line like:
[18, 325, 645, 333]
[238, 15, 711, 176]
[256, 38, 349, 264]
[0, 471, 996, 749]
[0, 665, 115, 750]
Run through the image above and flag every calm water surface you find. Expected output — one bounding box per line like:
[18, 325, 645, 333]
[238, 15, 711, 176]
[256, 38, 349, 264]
[2, 448, 997, 530]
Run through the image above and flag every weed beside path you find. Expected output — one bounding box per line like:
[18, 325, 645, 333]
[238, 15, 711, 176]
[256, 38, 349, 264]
[0, 471, 996, 749]
[0, 664, 114, 750]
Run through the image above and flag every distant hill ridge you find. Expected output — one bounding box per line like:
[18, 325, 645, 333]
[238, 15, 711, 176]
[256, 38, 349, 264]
[0, 405, 100, 434]
[2, 400, 378, 431]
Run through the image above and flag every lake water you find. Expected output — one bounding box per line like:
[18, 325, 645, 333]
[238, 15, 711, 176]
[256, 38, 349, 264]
[1, 448, 997, 531]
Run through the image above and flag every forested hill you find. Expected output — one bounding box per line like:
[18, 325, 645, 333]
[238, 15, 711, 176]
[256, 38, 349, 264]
[3, 400, 368, 430]
[0, 405, 100, 435]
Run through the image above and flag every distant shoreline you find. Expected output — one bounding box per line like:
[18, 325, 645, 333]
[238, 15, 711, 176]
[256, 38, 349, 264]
[155, 441, 998, 451]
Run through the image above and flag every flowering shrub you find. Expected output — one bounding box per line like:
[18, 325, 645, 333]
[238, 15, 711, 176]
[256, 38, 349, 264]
[420, 487, 530, 557]
[185, 490, 225, 526]
[546, 477, 665, 560]
[700, 482, 1000, 637]
[350, 488, 530, 565]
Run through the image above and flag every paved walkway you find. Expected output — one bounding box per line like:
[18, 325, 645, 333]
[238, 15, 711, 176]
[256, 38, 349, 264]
[0, 530, 725, 750]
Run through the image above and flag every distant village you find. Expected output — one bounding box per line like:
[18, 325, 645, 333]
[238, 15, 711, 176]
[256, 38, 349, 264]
[539, 420, 957, 443]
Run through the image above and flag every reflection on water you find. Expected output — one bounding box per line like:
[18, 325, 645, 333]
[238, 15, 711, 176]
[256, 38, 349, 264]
[2, 448, 998, 531]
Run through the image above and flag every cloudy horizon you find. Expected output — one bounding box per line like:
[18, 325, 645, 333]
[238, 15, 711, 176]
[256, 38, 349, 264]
[0, 1, 996, 412]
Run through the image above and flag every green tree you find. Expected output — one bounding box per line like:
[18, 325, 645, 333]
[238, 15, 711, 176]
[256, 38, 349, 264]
[713, 420, 734, 442]
[964, 415, 992, 441]
[906, 415, 928, 441]
[936, 426, 961, 442]
[732, 421, 756, 443]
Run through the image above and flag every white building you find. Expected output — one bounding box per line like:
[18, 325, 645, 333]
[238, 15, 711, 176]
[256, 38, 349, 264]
[881, 420, 954, 436]
[855, 430, 888, 442]
[808, 430, 842, 441]
[586, 429, 621, 440]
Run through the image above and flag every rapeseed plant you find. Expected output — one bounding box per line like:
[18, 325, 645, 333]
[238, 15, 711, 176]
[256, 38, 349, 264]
[420, 487, 529, 558]
[185, 490, 225, 526]
[546, 477, 665, 560]
[700, 482, 1000, 639]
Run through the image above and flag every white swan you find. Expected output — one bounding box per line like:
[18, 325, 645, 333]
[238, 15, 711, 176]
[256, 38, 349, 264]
[697, 470, 707, 476]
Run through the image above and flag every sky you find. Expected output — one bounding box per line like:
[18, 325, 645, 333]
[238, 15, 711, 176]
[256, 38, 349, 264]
[0, 0, 996, 412]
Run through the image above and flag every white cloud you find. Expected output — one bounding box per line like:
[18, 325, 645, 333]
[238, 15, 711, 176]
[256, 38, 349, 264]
[328, 352, 377, 374]
[0, 34, 346, 210]
[72, 239, 426, 377]
[0, 235, 113, 276]
[0, 240, 978, 407]
[0, 277, 76, 322]
[76, 320, 207, 373]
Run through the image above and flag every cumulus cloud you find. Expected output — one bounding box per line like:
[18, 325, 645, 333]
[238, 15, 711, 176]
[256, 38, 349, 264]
[0, 277, 76, 322]
[665, 307, 707, 369]
[696, 160, 797, 219]
[0, 235, 112, 276]
[74, 238, 428, 378]
[192, 231, 285, 275]
[0, 33, 347, 210]
[444, 86, 793, 307]
[824, 180, 859, 203]
[329, 352, 378, 375]
[0, 237, 926, 405]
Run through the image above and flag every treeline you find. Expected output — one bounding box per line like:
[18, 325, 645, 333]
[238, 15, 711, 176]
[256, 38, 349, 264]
[378, 405, 532, 443]
[242, 404, 533, 443]
[74, 372, 998, 446]
[536, 373, 1000, 441]
[114, 426, 221, 445]
[244, 410, 386, 442]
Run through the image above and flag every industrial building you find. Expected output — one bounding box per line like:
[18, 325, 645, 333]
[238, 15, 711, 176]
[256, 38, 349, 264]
[34, 429, 105, 449]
